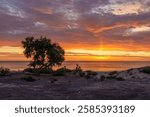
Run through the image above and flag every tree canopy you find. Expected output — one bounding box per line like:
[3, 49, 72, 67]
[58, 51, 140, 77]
[22, 36, 65, 70]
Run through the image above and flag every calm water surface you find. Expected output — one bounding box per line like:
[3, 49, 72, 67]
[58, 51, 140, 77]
[0, 61, 150, 71]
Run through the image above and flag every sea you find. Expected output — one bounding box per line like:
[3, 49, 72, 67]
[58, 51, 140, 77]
[0, 61, 150, 72]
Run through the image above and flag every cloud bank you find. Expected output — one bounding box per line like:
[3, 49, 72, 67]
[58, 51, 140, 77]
[0, 0, 150, 60]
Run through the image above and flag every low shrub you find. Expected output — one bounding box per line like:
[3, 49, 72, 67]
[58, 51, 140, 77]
[24, 68, 34, 73]
[107, 75, 117, 79]
[21, 76, 36, 82]
[86, 70, 97, 75]
[107, 75, 125, 81]
[39, 68, 53, 74]
[140, 67, 150, 74]
[73, 64, 82, 75]
[65, 68, 72, 73]
[109, 71, 117, 75]
[52, 68, 66, 76]
[85, 70, 98, 79]
[100, 75, 106, 81]
[24, 68, 53, 74]
[79, 72, 85, 77]
[116, 77, 125, 81]
[0, 67, 10, 76]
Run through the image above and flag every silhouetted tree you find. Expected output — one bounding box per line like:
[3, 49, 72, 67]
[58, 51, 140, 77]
[22, 36, 65, 70]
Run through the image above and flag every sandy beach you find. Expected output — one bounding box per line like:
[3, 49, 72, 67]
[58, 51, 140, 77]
[0, 67, 150, 100]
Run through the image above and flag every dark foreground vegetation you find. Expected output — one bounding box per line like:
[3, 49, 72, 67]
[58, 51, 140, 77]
[0, 66, 150, 100]
[0, 67, 10, 76]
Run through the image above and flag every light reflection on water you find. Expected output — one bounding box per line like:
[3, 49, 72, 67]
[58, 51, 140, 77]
[0, 61, 150, 71]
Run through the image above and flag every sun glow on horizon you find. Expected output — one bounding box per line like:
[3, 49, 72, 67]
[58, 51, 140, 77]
[95, 56, 110, 60]
[0, 46, 150, 61]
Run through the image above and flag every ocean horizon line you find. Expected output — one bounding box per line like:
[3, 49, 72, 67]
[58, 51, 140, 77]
[0, 60, 150, 62]
[0, 61, 150, 71]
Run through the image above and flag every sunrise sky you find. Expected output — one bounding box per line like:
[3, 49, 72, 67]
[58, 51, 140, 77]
[0, 0, 150, 61]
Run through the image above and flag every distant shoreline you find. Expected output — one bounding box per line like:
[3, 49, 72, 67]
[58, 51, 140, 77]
[0, 61, 150, 72]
